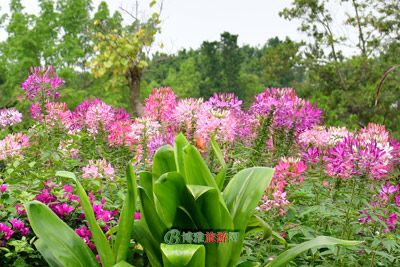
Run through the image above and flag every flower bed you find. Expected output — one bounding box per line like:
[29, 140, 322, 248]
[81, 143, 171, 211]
[0, 67, 399, 266]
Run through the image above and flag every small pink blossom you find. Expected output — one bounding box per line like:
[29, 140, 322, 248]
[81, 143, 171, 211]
[0, 108, 23, 128]
[134, 212, 141, 220]
[82, 159, 115, 180]
[0, 223, 14, 240]
[10, 218, 29, 236]
[0, 184, 8, 193]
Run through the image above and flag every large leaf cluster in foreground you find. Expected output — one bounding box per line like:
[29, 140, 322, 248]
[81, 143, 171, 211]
[25, 133, 361, 267]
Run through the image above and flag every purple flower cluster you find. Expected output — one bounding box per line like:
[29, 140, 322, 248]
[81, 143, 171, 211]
[0, 217, 29, 241]
[144, 87, 177, 124]
[0, 108, 22, 128]
[260, 157, 307, 216]
[323, 124, 395, 180]
[75, 225, 95, 250]
[174, 98, 203, 141]
[35, 180, 78, 218]
[298, 123, 396, 180]
[359, 183, 400, 233]
[249, 88, 322, 133]
[0, 133, 29, 160]
[21, 66, 62, 101]
[31, 180, 119, 251]
[89, 193, 118, 231]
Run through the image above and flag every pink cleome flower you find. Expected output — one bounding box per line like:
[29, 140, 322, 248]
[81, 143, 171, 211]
[0, 108, 23, 128]
[22, 66, 62, 101]
[82, 159, 115, 180]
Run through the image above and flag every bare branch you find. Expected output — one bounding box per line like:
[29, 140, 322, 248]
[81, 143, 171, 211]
[374, 65, 400, 106]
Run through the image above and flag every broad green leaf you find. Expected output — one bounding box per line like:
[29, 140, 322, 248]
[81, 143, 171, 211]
[246, 215, 287, 246]
[174, 133, 189, 176]
[55, 170, 76, 180]
[265, 236, 362, 267]
[138, 187, 167, 241]
[138, 171, 154, 202]
[25, 201, 98, 267]
[154, 172, 186, 227]
[161, 244, 205, 267]
[210, 136, 226, 189]
[183, 145, 218, 188]
[56, 171, 115, 267]
[186, 185, 221, 229]
[34, 239, 65, 267]
[223, 167, 274, 266]
[112, 260, 135, 267]
[114, 164, 137, 262]
[133, 221, 163, 267]
[186, 185, 231, 267]
[237, 261, 261, 267]
[152, 145, 176, 178]
[224, 167, 274, 229]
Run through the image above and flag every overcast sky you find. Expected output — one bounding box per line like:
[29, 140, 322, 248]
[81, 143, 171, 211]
[0, 0, 356, 54]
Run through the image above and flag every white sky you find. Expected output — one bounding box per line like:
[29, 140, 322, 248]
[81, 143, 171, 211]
[0, 0, 357, 55]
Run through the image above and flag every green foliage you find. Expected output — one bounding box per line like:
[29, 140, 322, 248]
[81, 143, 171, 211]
[134, 133, 274, 266]
[25, 164, 138, 267]
[265, 236, 361, 267]
[25, 201, 98, 267]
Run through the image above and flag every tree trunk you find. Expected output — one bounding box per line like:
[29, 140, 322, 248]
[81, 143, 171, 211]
[126, 64, 143, 117]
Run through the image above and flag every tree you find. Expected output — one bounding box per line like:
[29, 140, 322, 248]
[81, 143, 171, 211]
[220, 32, 242, 96]
[258, 37, 303, 88]
[1, 0, 40, 102]
[56, 0, 93, 69]
[90, 1, 161, 115]
[164, 57, 201, 97]
[198, 41, 222, 97]
[280, 0, 400, 136]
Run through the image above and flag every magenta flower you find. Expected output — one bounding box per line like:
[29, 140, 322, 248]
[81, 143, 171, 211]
[0, 184, 8, 193]
[35, 189, 57, 204]
[207, 93, 242, 113]
[51, 203, 75, 217]
[21, 66, 62, 101]
[324, 135, 392, 180]
[10, 218, 29, 236]
[302, 147, 321, 164]
[30, 103, 42, 120]
[250, 88, 322, 134]
[384, 212, 397, 233]
[395, 195, 400, 207]
[134, 212, 141, 220]
[0, 223, 14, 240]
[107, 119, 135, 147]
[92, 197, 114, 224]
[144, 87, 177, 124]
[271, 157, 307, 191]
[75, 225, 95, 250]
[15, 204, 26, 215]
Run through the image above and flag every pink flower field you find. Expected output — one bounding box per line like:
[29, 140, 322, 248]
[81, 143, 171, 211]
[0, 66, 399, 266]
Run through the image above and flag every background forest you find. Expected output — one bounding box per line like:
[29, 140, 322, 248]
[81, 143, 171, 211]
[0, 0, 399, 136]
